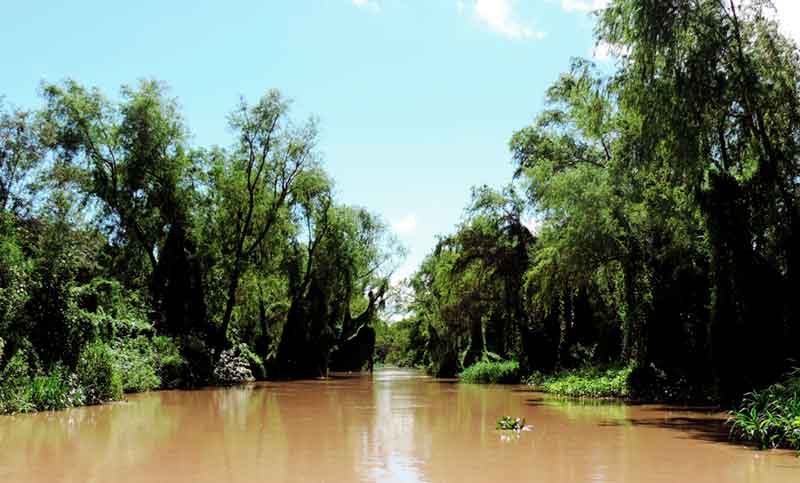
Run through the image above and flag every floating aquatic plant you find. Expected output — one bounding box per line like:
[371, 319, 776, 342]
[496, 416, 532, 432]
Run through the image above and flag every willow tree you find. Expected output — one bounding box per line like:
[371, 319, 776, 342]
[274, 174, 399, 377]
[41, 80, 210, 341]
[510, 53, 709, 379]
[203, 90, 317, 348]
[598, 0, 800, 398]
[0, 100, 40, 215]
[0, 101, 39, 368]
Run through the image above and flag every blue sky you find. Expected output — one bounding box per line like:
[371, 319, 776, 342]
[3, 0, 798, 281]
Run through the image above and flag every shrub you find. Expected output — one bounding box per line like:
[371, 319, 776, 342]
[213, 343, 255, 385]
[151, 335, 186, 388]
[109, 335, 187, 392]
[0, 349, 34, 414]
[459, 360, 520, 384]
[112, 337, 161, 393]
[1, 350, 85, 413]
[78, 341, 123, 404]
[729, 369, 800, 451]
[238, 343, 265, 380]
[70, 278, 152, 341]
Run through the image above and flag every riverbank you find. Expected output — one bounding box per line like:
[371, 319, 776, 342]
[454, 360, 800, 453]
[525, 367, 633, 399]
[529, 368, 799, 453]
[0, 339, 259, 416]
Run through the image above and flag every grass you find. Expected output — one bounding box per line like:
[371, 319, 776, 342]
[527, 366, 633, 399]
[729, 369, 800, 451]
[459, 360, 520, 384]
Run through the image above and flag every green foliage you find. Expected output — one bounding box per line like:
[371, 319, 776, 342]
[0, 101, 41, 213]
[238, 342, 266, 380]
[528, 367, 633, 399]
[459, 360, 520, 384]
[0, 350, 85, 413]
[77, 341, 123, 404]
[375, 318, 427, 368]
[409, 186, 533, 377]
[71, 278, 152, 341]
[150, 335, 186, 389]
[0, 350, 35, 413]
[729, 370, 800, 451]
[110, 335, 187, 392]
[0, 215, 31, 357]
[112, 336, 161, 393]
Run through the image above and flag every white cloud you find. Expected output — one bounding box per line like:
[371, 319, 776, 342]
[473, 0, 546, 40]
[772, 0, 800, 45]
[392, 213, 418, 236]
[352, 0, 380, 13]
[560, 0, 609, 13]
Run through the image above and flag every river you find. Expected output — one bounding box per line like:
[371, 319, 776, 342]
[0, 368, 798, 482]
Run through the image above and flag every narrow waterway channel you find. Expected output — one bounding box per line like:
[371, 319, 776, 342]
[1, 368, 797, 482]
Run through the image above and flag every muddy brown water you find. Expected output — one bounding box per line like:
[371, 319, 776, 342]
[1, 368, 798, 483]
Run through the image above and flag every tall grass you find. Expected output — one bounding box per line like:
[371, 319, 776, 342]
[527, 367, 633, 398]
[459, 360, 520, 384]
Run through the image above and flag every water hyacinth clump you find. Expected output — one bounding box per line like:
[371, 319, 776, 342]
[496, 416, 532, 432]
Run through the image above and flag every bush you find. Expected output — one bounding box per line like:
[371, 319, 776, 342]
[527, 366, 632, 398]
[238, 343, 265, 380]
[112, 337, 161, 393]
[1, 350, 85, 413]
[70, 278, 152, 341]
[459, 360, 520, 384]
[729, 369, 800, 451]
[0, 350, 34, 414]
[78, 341, 123, 404]
[151, 335, 186, 388]
[213, 343, 255, 385]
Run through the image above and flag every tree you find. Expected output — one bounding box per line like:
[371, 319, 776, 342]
[0, 99, 40, 215]
[204, 90, 317, 348]
[598, 0, 800, 398]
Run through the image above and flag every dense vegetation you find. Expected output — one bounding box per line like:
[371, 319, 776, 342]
[376, 0, 800, 451]
[0, 83, 400, 413]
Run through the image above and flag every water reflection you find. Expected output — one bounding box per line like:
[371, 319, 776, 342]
[0, 395, 178, 482]
[1, 369, 799, 483]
